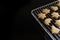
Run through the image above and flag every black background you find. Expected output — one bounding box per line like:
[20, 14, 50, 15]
[1, 0, 56, 40]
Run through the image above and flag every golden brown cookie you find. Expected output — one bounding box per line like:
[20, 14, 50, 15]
[44, 18, 52, 25]
[51, 25, 60, 34]
[38, 13, 46, 19]
[55, 20, 60, 27]
[57, 2, 60, 7]
[42, 8, 50, 14]
[51, 6, 58, 11]
[51, 12, 60, 19]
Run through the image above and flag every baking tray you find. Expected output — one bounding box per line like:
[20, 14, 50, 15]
[31, 1, 60, 40]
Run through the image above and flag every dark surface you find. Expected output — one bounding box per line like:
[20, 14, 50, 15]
[15, 0, 56, 40]
[0, 0, 57, 40]
[14, 0, 57, 40]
